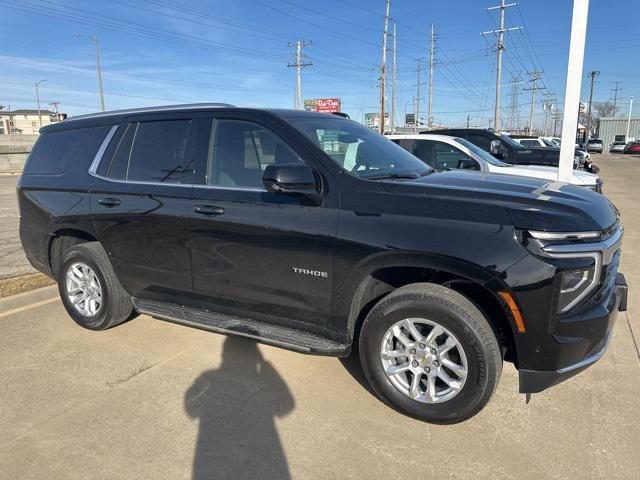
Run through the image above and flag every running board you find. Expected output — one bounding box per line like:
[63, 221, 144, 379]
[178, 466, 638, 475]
[133, 298, 350, 356]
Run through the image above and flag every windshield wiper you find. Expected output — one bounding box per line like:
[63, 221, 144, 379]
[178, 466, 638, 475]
[365, 169, 434, 181]
[365, 173, 422, 180]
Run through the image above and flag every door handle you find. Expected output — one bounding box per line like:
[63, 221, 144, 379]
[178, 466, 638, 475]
[193, 205, 225, 216]
[97, 197, 121, 207]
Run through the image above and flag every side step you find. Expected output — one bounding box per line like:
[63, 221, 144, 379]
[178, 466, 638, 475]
[133, 298, 350, 356]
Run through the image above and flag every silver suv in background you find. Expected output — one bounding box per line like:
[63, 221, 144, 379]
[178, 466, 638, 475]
[587, 138, 604, 153]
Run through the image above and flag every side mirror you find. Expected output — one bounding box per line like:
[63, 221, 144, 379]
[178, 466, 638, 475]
[490, 139, 503, 157]
[263, 163, 318, 194]
[458, 158, 479, 170]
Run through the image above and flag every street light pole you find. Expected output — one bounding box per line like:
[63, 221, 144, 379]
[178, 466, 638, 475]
[35, 79, 47, 129]
[626, 96, 634, 141]
[77, 34, 105, 111]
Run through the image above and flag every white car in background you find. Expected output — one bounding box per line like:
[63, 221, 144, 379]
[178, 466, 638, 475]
[387, 134, 603, 192]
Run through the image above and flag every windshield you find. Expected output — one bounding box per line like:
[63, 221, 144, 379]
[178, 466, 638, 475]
[588, 139, 602, 144]
[453, 137, 509, 166]
[288, 116, 431, 179]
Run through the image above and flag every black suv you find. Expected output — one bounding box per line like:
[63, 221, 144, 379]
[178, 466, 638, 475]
[18, 104, 627, 424]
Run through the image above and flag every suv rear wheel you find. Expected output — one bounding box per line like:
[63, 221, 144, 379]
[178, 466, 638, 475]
[359, 283, 502, 424]
[58, 242, 135, 330]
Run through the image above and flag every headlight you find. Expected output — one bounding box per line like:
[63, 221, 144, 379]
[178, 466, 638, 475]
[556, 257, 600, 313]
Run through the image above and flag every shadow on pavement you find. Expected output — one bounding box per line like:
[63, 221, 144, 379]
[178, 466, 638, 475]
[184, 336, 295, 480]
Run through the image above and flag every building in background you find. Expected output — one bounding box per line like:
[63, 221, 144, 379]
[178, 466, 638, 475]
[0, 108, 67, 135]
[597, 117, 640, 147]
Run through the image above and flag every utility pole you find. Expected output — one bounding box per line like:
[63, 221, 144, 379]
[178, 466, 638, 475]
[76, 34, 105, 111]
[626, 96, 634, 141]
[287, 40, 312, 110]
[379, 0, 391, 134]
[611, 81, 622, 116]
[428, 23, 436, 129]
[524, 71, 543, 134]
[391, 20, 397, 133]
[49, 101, 60, 122]
[34, 79, 47, 129]
[483, 1, 521, 132]
[467, 114, 470, 128]
[585, 70, 599, 138]
[415, 58, 424, 133]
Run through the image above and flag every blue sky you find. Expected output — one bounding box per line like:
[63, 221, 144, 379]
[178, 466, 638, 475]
[0, 0, 638, 129]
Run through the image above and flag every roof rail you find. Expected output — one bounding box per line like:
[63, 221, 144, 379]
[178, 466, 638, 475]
[64, 103, 236, 122]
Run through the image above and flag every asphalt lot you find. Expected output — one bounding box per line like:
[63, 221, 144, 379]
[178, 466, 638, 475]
[0, 174, 33, 279]
[0, 154, 639, 479]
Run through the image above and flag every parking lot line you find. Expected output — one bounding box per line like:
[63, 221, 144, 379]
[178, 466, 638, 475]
[0, 296, 59, 319]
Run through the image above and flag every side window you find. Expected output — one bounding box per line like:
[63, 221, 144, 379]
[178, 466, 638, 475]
[467, 134, 492, 152]
[102, 123, 136, 180]
[433, 142, 479, 170]
[24, 126, 111, 175]
[127, 120, 192, 184]
[207, 119, 302, 188]
[519, 139, 539, 148]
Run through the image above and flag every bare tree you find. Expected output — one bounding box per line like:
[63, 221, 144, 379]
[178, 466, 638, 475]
[594, 101, 616, 119]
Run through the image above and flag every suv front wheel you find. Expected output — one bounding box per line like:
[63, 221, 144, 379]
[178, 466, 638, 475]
[58, 242, 135, 330]
[359, 283, 502, 424]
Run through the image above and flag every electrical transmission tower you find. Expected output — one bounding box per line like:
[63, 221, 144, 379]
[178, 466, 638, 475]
[524, 70, 543, 134]
[287, 40, 312, 110]
[542, 91, 556, 136]
[507, 73, 521, 132]
[611, 81, 622, 117]
[482, 0, 521, 131]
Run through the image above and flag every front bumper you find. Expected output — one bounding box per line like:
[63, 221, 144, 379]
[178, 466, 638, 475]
[519, 273, 627, 393]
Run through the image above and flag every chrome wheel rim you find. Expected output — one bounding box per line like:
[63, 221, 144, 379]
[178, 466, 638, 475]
[380, 318, 468, 404]
[65, 262, 103, 317]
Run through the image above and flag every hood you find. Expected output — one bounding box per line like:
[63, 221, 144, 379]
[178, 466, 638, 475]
[381, 170, 617, 232]
[494, 164, 598, 186]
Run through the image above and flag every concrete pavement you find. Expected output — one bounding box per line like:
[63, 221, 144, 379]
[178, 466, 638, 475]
[0, 175, 33, 279]
[0, 155, 639, 479]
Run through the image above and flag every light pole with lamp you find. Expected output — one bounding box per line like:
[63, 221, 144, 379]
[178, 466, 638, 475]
[35, 79, 47, 129]
[76, 34, 105, 111]
[626, 96, 634, 141]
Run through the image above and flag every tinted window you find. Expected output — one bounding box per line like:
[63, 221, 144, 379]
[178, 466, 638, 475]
[290, 117, 430, 179]
[519, 139, 540, 148]
[102, 123, 136, 180]
[206, 119, 302, 188]
[433, 142, 478, 170]
[127, 120, 193, 184]
[466, 134, 492, 152]
[24, 126, 111, 175]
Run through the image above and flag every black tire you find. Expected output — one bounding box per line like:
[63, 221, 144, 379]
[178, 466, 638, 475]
[358, 283, 502, 424]
[58, 242, 135, 330]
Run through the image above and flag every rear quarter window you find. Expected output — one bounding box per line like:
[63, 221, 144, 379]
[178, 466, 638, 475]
[23, 126, 111, 176]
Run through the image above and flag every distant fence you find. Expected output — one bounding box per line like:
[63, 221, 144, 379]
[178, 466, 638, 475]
[0, 135, 38, 173]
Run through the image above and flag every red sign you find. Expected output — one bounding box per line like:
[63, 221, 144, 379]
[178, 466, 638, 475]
[315, 98, 341, 113]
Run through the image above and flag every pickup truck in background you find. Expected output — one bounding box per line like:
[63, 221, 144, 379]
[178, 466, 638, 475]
[427, 128, 599, 173]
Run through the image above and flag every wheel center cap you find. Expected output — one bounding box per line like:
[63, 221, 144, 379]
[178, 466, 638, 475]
[415, 350, 432, 364]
